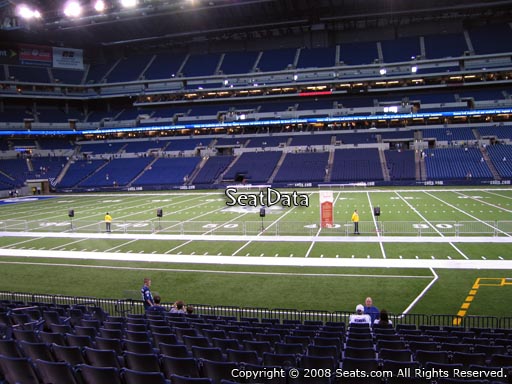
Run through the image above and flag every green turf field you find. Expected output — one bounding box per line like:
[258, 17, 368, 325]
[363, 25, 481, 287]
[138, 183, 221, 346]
[0, 187, 511, 320]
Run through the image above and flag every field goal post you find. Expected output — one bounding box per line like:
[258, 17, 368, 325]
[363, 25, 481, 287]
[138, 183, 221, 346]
[317, 182, 369, 190]
[225, 184, 272, 193]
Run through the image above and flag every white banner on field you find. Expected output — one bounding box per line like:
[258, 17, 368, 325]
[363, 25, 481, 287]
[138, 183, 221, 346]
[319, 190, 334, 228]
[52, 47, 84, 70]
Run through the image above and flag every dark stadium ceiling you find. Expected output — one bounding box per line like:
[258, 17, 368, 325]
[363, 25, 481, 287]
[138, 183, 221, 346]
[1, 0, 512, 49]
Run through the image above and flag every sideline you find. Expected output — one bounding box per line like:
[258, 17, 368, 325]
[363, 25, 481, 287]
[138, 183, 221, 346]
[2, 231, 511, 243]
[1, 247, 512, 270]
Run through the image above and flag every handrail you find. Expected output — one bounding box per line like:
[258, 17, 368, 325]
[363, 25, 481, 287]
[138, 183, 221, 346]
[0, 290, 510, 329]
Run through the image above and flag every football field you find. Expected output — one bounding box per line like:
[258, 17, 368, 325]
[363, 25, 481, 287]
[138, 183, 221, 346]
[0, 187, 511, 320]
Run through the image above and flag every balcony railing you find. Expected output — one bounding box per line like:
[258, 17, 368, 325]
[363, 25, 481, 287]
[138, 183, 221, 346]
[1, 220, 511, 236]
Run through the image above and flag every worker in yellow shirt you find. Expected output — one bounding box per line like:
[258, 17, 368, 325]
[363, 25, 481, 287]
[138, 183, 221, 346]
[104, 212, 112, 233]
[351, 209, 360, 235]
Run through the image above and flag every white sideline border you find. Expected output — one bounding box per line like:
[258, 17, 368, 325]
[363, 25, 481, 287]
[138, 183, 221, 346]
[3, 231, 512, 243]
[1, 231, 512, 270]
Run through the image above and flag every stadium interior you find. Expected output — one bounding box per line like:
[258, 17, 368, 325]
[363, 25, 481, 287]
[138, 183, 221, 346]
[1, 0, 512, 383]
[0, 0, 512, 193]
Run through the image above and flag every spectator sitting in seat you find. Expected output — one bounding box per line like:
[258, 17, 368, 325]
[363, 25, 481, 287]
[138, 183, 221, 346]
[364, 296, 380, 323]
[148, 295, 167, 313]
[170, 300, 186, 314]
[374, 309, 392, 326]
[349, 304, 371, 325]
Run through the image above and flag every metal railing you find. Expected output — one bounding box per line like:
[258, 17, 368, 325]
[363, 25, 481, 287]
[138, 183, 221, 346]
[0, 290, 510, 329]
[1, 220, 511, 236]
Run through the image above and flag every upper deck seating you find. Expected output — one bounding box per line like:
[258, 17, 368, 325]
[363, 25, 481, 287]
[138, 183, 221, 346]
[37, 107, 83, 123]
[52, 68, 84, 85]
[0, 107, 35, 122]
[132, 157, 201, 186]
[9, 139, 37, 148]
[336, 96, 374, 109]
[220, 51, 259, 75]
[193, 156, 234, 184]
[149, 107, 190, 119]
[424, 148, 493, 180]
[106, 54, 152, 83]
[123, 140, 168, 153]
[421, 128, 476, 142]
[187, 105, 222, 120]
[166, 138, 209, 151]
[0, 172, 19, 189]
[214, 137, 247, 147]
[339, 41, 378, 65]
[385, 150, 416, 180]
[30, 156, 68, 180]
[296, 47, 336, 69]
[257, 48, 297, 72]
[296, 100, 333, 117]
[379, 131, 415, 141]
[143, 52, 187, 80]
[478, 126, 512, 140]
[78, 157, 153, 187]
[182, 53, 221, 77]
[245, 136, 287, 148]
[289, 134, 333, 147]
[486, 144, 512, 178]
[0, 158, 29, 185]
[336, 132, 378, 145]
[9, 65, 50, 83]
[57, 160, 107, 188]
[85, 62, 113, 84]
[424, 32, 467, 59]
[458, 89, 507, 103]
[38, 139, 74, 150]
[79, 142, 125, 155]
[86, 108, 123, 123]
[381, 37, 421, 63]
[330, 148, 384, 182]
[115, 108, 146, 122]
[273, 152, 329, 183]
[408, 93, 457, 106]
[468, 23, 512, 55]
[258, 100, 297, 114]
[223, 151, 281, 183]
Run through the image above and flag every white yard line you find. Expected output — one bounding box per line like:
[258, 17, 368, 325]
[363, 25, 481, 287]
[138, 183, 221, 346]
[394, 192, 445, 236]
[304, 232, 319, 259]
[49, 237, 90, 250]
[401, 267, 439, 315]
[165, 240, 193, 255]
[483, 190, 512, 201]
[457, 191, 512, 213]
[426, 191, 511, 237]
[104, 239, 139, 252]
[97, 196, 228, 251]
[0, 259, 435, 278]
[367, 191, 386, 259]
[395, 191, 469, 260]
[305, 192, 341, 258]
[202, 212, 250, 236]
[232, 193, 313, 257]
